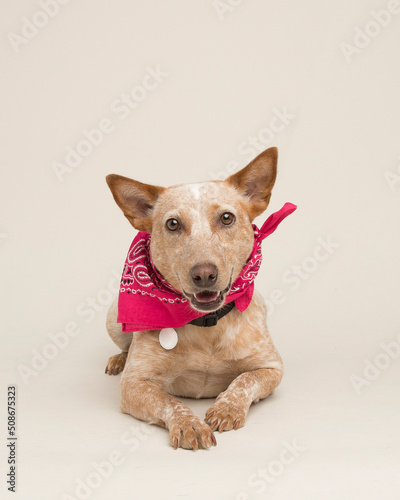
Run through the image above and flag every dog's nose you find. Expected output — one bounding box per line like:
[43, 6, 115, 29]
[190, 262, 218, 288]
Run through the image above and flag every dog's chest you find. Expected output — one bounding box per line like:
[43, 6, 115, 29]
[165, 348, 241, 399]
[132, 297, 273, 399]
[163, 324, 263, 398]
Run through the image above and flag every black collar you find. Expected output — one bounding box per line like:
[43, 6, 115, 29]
[188, 301, 235, 327]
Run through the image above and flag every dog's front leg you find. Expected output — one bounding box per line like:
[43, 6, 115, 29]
[205, 368, 283, 432]
[120, 374, 216, 450]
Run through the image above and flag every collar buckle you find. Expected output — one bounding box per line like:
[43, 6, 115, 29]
[188, 301, 235, 328]
[202, 312, 219, 327]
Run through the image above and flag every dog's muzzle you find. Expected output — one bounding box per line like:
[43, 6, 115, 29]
[183, 273, 232, 312]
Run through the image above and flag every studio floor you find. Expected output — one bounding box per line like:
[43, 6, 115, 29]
[5, 323, 399, 500]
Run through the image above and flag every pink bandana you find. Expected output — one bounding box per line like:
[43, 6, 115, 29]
[118, 202, 297, 332]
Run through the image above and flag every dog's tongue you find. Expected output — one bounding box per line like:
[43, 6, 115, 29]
[194, 291, 219, 303]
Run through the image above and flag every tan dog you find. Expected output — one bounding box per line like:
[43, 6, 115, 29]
[105, 147, 284, 450]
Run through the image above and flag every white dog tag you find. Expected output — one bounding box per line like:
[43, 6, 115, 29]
[159, 328, 178, 350]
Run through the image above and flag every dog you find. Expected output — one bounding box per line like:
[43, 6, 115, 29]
[105, 146, 291, 450]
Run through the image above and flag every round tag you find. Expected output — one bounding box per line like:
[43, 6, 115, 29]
[159, 328, 178, 350]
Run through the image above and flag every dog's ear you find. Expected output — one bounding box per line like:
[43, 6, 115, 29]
[226, 147, 277, 220]
[106, 174, 165, 232]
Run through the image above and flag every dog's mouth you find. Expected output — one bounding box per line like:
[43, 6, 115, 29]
[194, 291, 219, 303]
[182, 274, 233, 312]
[178, 268, 234, 312]
[191, 290, 224, 311]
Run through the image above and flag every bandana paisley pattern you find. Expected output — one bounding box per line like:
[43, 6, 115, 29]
[121, 236, 183, 300]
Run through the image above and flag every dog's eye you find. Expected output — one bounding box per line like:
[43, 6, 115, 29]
[166, 218, 180, 231]
[220, 212, 235, 225]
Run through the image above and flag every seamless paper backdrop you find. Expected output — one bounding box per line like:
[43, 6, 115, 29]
[1, 1, 400, 499]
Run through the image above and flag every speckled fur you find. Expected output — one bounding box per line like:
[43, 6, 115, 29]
[105, 147, 283, 450]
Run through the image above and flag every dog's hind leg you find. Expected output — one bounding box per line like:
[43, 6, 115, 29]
[105, 351, 127, 375]
[105, 298, 132, 375]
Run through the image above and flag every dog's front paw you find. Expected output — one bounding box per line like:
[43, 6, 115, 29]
[205, 397, 248, 432]
[169, 414, 217, 450]
[105, 352, 127, 375]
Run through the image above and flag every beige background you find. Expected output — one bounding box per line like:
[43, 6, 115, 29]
[1, 1, 400, 499]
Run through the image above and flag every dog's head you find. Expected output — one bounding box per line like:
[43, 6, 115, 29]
[106, 147, 277, 312]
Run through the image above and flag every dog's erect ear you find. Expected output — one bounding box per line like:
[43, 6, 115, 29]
[226, 147, 278, 220]
[106, 174, 165, 232]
